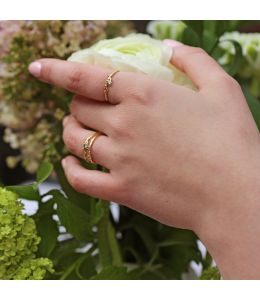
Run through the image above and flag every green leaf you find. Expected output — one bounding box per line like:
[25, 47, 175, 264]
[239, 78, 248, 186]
[50, 238, 83, 267]
[36, 161, 54, 184]
[132, 223, 157, 256]
[37, 215, 59, 257]
[157, 227, 202, 278]
[129, 267, 165, 280]
[203, 20, 229, 41]
[6, 184, 40, 201]
[91, 200, 106, 224]
[157, 239, 197, 248]
[219, 39, 243, 76]
[181, 26, 200, 47]
[58, 250, 97, 280]
[183, 20, 204, 39]
[97, 201, 120, 267]
[243, 85, 260, 130]
[107, 221, 123, 266]
[202, 251, 213, 270]
[75, 253, 97, 279]
[202, 32, 218, 53]
[50, 190, 93, 241]
[130, 214, 157, 256]
[34, 200, 59, 257]
[53, 161, 92, 212]
[91, 266, 131, 280]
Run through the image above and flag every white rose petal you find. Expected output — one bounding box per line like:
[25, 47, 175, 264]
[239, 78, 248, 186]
[68, 34, 195, 89]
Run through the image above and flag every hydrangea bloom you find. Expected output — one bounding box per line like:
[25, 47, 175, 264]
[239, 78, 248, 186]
[4, 118, 63, 173]
[0, 188, 53, 279]
[0, 21, 132, 173]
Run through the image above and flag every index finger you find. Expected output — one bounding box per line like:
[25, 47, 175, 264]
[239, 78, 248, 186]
[28, 58, 126, 104]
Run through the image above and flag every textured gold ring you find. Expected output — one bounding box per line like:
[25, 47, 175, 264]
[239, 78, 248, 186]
[83, 131, 102, 164]
[104, 70, 119, 102]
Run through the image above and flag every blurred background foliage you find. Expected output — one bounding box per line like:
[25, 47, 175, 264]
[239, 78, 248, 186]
[0, 20, 259, 280]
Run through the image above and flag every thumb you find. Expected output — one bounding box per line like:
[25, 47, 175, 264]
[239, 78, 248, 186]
[164, 39, 227, 90]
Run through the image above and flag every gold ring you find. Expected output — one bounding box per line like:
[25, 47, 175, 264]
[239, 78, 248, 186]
[104, 70, 119, 102]
[83, 131, 102, 164]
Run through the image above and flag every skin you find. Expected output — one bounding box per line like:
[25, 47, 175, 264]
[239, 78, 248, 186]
[28, 42, 260, 279]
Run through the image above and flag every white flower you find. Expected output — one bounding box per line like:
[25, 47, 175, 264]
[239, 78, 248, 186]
[146, 20, 186, 41]
[68, 34, 194, 89]
[219, 31, 260, 77]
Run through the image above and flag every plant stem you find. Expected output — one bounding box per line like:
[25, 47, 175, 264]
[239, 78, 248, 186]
[59, 246, 94, 280]
[97, 201, 123, 267]
[250, 77, 260, 98]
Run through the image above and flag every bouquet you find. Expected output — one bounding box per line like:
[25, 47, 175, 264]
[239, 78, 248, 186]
[0, 20, 259, 280]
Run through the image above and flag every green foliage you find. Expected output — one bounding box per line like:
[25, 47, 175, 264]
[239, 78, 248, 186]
[219, 40, 243, 76]
[36, 161, 54, 184]
[53, 189, 97, 241]
[147, 20, 186, 41]
[91, 266, 131, 280]
[35, 200, 59, 258]
[0, 187, 53, 279]
[200, 266, 221, 280]
[6, 161, 54, 200]
[11, 258, 54, 280]
[1, 20, 260, 280]
[6, 184, 40, 201]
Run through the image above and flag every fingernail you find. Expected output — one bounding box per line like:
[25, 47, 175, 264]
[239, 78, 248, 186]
[164, 39, 184, 48]
[63, 116, 69, 126]
[61, 158, 67, 168]
[28, 61, 42, 77]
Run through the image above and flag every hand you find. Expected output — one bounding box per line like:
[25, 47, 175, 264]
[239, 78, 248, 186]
[29, 43, 260, 279]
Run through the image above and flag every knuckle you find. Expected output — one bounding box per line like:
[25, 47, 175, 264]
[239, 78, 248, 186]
[125, 84, 149, 105]
[109, 116, 130, 138]
[226, 76, 241, 90]
[63, 126, 77, 153]
[69, 173, 84, 192]
[112, 178, 129, 202]
[113, 147, 129, 165]
[67, 68, 85, 91]
[41, 63, 52, 82]
[114, 176, 136, 204]
[108, 180, 123, 199]
[216, 74, 241, 91]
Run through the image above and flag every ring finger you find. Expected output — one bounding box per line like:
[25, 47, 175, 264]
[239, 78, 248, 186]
[63, 115, 114, 169]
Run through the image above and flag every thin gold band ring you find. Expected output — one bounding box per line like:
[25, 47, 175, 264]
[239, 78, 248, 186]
[104, 70, 119, 102]
[83, 131, 102, 164]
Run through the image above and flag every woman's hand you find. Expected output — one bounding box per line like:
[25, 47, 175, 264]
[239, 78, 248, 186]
[29, 43, 260, 279]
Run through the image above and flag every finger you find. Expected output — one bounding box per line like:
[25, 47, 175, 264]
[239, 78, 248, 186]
[62, 155, 117, 200]
[164, 40, 229, 90]
[70, 95, 114, 135]
[28, 58, 136, 104]
[63, 115, 114, 169]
